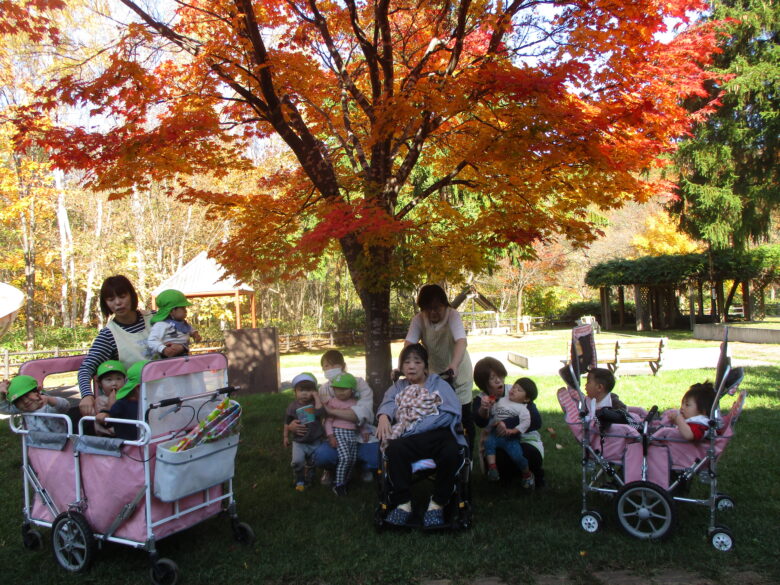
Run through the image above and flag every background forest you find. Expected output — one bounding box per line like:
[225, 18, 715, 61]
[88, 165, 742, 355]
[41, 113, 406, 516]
[1, 0, 778, 354]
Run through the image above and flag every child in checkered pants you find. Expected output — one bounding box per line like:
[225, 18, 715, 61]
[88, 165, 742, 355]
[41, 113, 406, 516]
[324, 373, 366, 496]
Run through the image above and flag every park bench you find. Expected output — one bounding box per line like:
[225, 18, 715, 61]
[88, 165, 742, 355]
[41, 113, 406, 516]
[564, 336, 668, 376]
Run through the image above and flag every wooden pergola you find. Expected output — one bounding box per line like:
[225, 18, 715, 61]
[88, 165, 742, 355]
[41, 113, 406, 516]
[152, 251, 256, 329]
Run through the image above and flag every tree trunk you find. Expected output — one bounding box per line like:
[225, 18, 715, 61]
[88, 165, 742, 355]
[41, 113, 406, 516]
[56, 182, 74, 328]
[341, 235, 392, 404]
[515, 286, 524, 334]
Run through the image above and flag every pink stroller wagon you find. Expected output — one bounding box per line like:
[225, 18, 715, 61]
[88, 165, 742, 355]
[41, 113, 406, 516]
[558, 332, 746, 551]
[10, 353, 253, 585]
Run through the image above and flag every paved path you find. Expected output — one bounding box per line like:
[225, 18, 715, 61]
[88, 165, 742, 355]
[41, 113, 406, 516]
[279, 345, 775, 388]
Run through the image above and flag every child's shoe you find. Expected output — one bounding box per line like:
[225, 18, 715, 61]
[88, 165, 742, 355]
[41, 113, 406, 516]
[294, 482, 305, 492]
[520, 471, 535, 490]
[332, 483, 348, 497]
[486, 467, 500, 482]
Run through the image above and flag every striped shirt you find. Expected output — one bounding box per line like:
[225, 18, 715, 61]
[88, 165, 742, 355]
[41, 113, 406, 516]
[77, 312, 147, 398]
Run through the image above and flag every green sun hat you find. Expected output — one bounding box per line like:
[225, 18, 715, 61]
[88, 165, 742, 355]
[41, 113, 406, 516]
[6, 375, 40, 403]
[97, 360, 127, 379]
[116, 360, 149, 400]
[151, 289, 192, 324]
[331, 372, 356, 390]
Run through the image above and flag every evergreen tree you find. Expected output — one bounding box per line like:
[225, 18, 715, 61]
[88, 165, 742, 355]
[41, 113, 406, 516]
[672, 0, 779, 250]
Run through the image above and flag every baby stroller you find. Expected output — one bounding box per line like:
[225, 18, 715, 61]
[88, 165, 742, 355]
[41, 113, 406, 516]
[558, 331, 746, 551]
[10, 353, 253, 585]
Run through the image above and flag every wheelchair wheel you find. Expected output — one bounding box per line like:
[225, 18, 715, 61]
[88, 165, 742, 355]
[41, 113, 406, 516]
[51, 511, 95, 573]
[614, 481, 675, 540]
[150, 557, 179, 585]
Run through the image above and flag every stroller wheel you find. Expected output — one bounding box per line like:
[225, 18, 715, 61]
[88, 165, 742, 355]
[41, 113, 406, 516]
[22, 525, 43, 550]
[580, 511, 602, 534]
[150, 557, 180, 585]
[715, 495, 735, 512]
[51, 511, 95, 573]
[709, 526, 734, 552]
[615, 481, 675, 540]
[232, 521, 255, 546]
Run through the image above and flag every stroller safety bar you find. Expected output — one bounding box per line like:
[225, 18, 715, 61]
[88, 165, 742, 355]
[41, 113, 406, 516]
[78, 416, 152, 447]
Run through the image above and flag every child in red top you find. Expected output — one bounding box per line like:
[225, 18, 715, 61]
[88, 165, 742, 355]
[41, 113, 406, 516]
[671, 381, 716, 441]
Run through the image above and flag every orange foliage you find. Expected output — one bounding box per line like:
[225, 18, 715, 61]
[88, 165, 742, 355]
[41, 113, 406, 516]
[6, 1, 724, 296]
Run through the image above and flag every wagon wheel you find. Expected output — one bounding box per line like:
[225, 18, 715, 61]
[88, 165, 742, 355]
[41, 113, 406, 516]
[22, 524, 43, 551]
[150, 557, 179, 585]
[614, 481, 675, 540]
[51, 511, 95, 573]
[232, 521, 256, 546]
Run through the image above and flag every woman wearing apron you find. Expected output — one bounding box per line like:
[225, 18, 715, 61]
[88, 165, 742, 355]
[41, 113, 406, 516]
[77, 275, 185, 417]
[404, 284, 475, 451]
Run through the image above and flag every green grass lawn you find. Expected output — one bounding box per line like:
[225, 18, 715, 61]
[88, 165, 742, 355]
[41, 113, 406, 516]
[1, 365, 778, 585]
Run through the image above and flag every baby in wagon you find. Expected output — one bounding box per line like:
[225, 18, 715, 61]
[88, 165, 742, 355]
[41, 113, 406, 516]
[95, 360, 147, 441]
[0, 375, 70, 433]
[148, 289, 202, 359]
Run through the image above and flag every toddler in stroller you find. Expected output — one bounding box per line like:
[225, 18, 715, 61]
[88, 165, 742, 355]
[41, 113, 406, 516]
[558, 348, 746, 550]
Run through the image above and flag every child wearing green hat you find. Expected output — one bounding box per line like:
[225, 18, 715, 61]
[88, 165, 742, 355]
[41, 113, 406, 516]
[94, 360, 127, 436]
[323, 372, 365, 496]
[0, 375, 70, 434]
[95, 360, 148, 441]
[147, 289, 202, 359]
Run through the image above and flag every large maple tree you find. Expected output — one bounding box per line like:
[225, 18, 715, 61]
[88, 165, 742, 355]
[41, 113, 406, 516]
[9, 0, 721, 393]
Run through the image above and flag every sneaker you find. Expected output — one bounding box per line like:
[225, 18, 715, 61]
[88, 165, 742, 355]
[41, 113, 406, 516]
[385, 506, 412, 526]
[361, 469, 375, 483]
[423, 508, 445, 528]
[320, 470, 333, 486]
[295, 482, 305, 492]
[332, 484, 348, 497]
[520, 472, 535, 490]
[486, 467, 500, 482]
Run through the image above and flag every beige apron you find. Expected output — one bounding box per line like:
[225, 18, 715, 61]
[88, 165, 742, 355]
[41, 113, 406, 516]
[97, 313, 152, 436]
[419, 314, 473, 405]
[107, 312, 153, 367]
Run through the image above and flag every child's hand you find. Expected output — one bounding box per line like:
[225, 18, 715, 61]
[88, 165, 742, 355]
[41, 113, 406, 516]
[191, 330, 202, 343]
[96, 412, 108, 424]
[361, 430, 370, 442]
[312, 392, 323, 408]
[283, 435, 289, 448]
[328, 435, 337, 449]
[494, 421, 508, 436]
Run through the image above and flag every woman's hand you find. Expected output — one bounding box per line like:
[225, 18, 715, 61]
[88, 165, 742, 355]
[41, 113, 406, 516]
[328, 435, 338, 448]
[494, 421, 508, 437]
[162, 343, 185, 357]
[79, 394, 96, 417]
[376, 415, 392, 440]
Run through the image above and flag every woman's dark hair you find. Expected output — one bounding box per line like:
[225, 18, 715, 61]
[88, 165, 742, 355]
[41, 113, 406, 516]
[321, 350, 346, 368]
[99, 275, 139, 317]
[514, 377, 538, 402]
[473, 357, 507, 392]
[684, 381, 715, 416]
[398, 343, 429, 371]
[416, 284, 450, 310]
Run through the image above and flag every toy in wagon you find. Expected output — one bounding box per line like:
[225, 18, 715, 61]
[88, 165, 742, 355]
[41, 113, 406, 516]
[9, 353, 254, 585]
